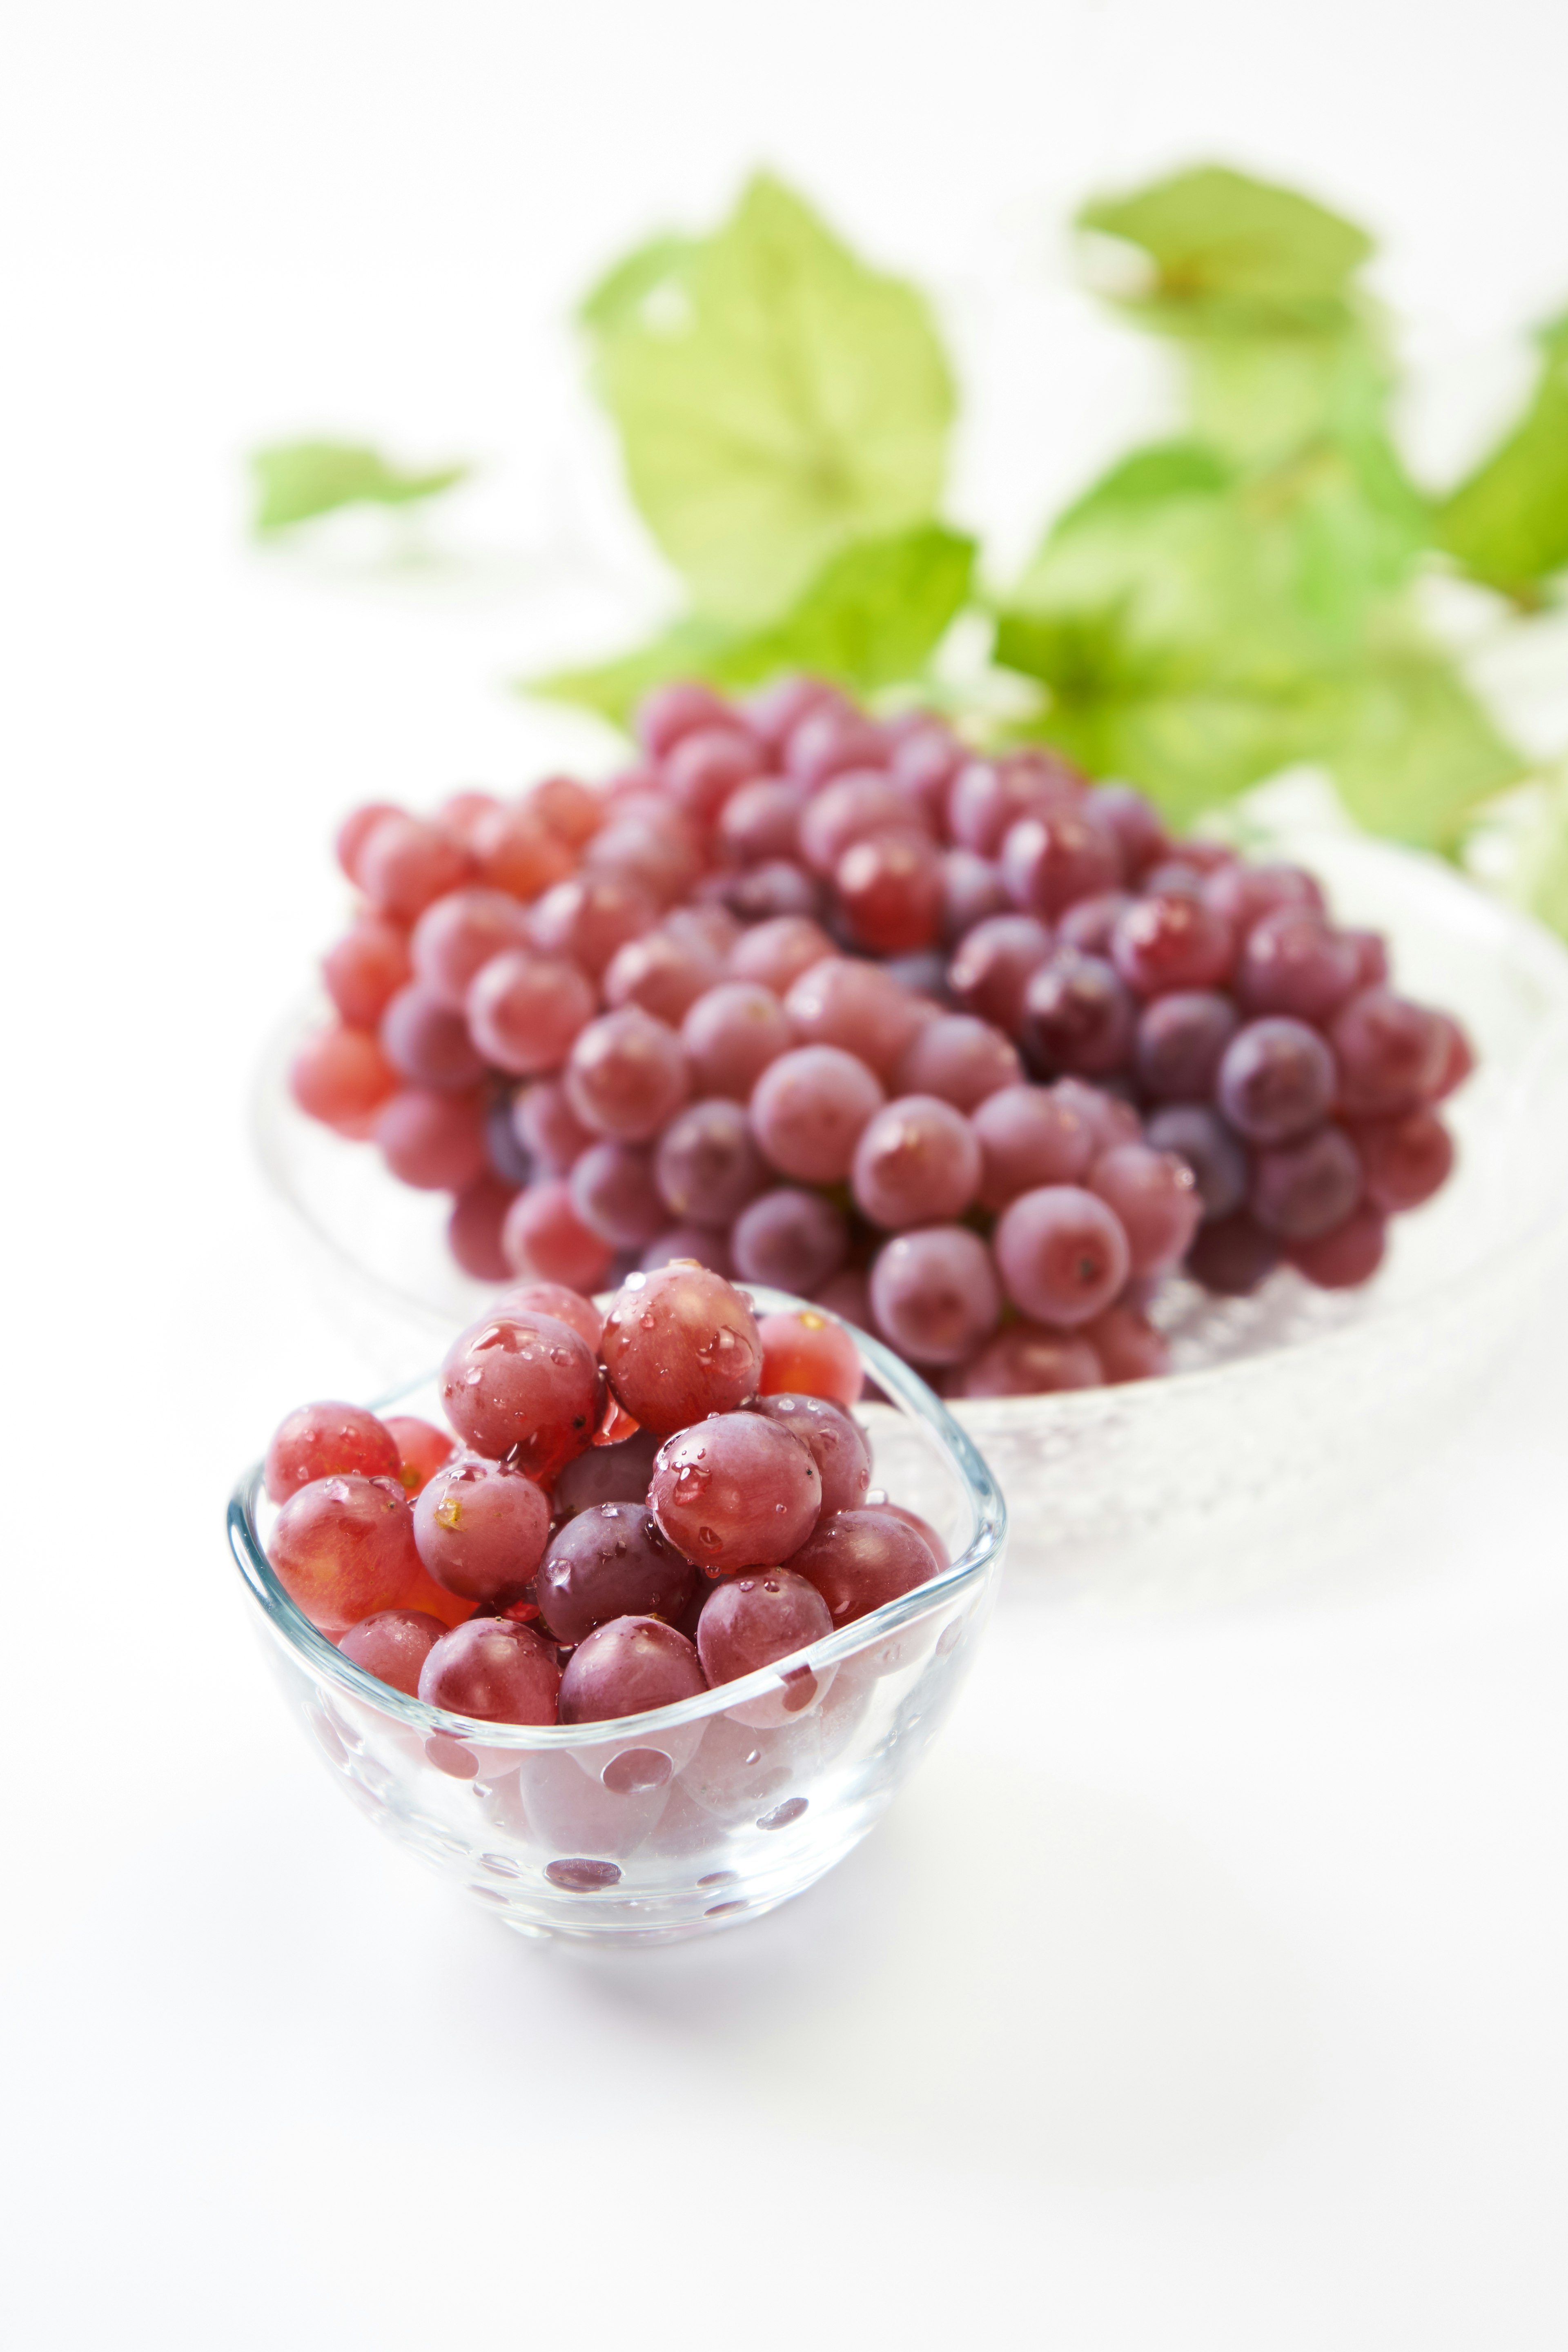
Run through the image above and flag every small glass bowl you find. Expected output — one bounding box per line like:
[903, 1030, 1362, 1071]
[227, 1299, 1006, 1944]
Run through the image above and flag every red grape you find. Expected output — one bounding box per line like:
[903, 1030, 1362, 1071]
[719, 777, 807, 864]
[410, 888, 531, 1010]
[530, 875, 659, 978]
[681, 980, 795, 1100]
[603, 929, 722, 1027]
[268, 1473, 422, 1637]
[599, 1263, 764, 1435]
[654, 1098, 767, 1226]
[376, 1087, 489, 1191]
[1216, 1017, 1337, 1144]
[1083, 1303, 1171, 1383]
[1186, 1212, 1281, 1295]
[339, 1609, 448, 1697]
[1353, 1108, 1455, 1213]
[1050, 1078, 1141, 1152]
[1022, 951, 1136, 1076]
[1202, 860, 1324, 930]
[731, 1186, 850, 1293]
[940, 849, 1009, 940]
[756, 1309, 863, 1407]
[552, 1426, 662, 1519]
[1289, 1205, 1388, 1288]
[894, 1014, 1022, 1110]
[357, 814, 473, 922]
[501, 1180, 615, 1291]
[751, 1392, 871, 1517]
[1236, 907, 1361, 1022]
[412, 1452, 551, 1605]
[492, 1280, 603, 1352]
[566, 1007, 689, 1143]
[993, 1185, 1130, 1325]
[471, 804, 575, 901]
[814, 1267, 873, 1329]
[640, 1225, 736, 1278]
[789, 1508, 937, 1628]
[869, 1226, 1001, 1365]
[637, 681, 735, 758]
[535, 1502, 698, 1644]
[851, 1095, 981, 1229]
[1086, 784, 1167, 876]
[800, 773, 926, 876]
[727, 914, 835, 996]
[380, 984, 487, 1091]
[586, 814, 702, 906]
[744, 674, 846, 754]
[418, 1616, 561, 1725]
[382, 1415, 457, 1498]
[323, 918, 412, 1031]
[1345, 928, 1391, 990]
[890, 721, 964, 824]
[1112, 893, 1235, 996]
[335, 801, 400, 886]
[1143, 1103, 1249, 1221]
[696, 1569, 833, 1689]
[784, 707, 887, 789]
[783, 958, 929, 1079]
[1057, 891, 1136, 958]
[514, 1078, 595, 1174]
[439, 1308, 603, 1476]
[971, 1083, 1094, 1210]
[648, 1411, 822, 1573]
[447, 1174, 518, 1280]
[265, 1402, 400, 1504]
[1329, 989, 1450, 1117]
[568, 1142, 667, 1248]
[1134, 991, 1238, 1100]
[466, 951, 595, 1078]
[1250, 1126, 1363, 1240]
[1088, 1144, 1202, 1276]
[558, 1617, 707, 1723]
[751, 1045, 885, 1184]
[660, 724, 766, 823]
[949, 1325, 1104, 1396]
[523, 774, 605, 850]
[947, 913, 1053, 1031]
[949, 755, 1080, 856]
[1002, 809, 1123, 916]
[290, 1024, 397, 1136]
[836, 832, 944, 955]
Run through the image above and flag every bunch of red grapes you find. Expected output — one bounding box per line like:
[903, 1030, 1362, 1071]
[290, 675, 1473, 1396]
[265, 1264, 946, 1731]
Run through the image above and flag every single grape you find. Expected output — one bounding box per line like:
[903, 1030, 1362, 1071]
[1236, 907, 1361, 1022]
[376, 1088, 489, 1192]
[727, 914, 835, 996]
[599, 1263, 764, 1435]
[894, 1014, 1022, 1111]
[380, 984, 487, 1091]
[335, 801, 401, 886]
[535, 1502, 698, 1645]
[1288, 1205, 1388, 1289]
[946, 913, 1053, 1031]
[410, 888, 532, 1011]
[1111, 893, 1235, 997]
[439, 1307, 603, 1476]
[835, 832, 944, 955]
[529, 875, 659, 978]
[788, 1508, 938, 1629]
[756, 1308, 864, 1407]
[731, 1186, 849, 1293]
[751, 1392, 871, 1516]
[1250, 1126, 1363, 1240]
[851, 1095, 981, 1229]
[552, 1426, 662, 1519]
[603, 930, 722, 1028]
[412, 1452, 551, 1605]
[501, 1180, 615, 1292]
[522, 773, 604, 850]
[750, 1045, 886, 1184]
[637, 680, 735, 758]
[971, 1083, 1095, 1211]
[783, 707, 887, 789]
[357, 814, 473, 923]
[513, 1078, 595, 1174]
[940, 849, 1009, 941]
[719, 777, 807, 865]
[1353, 1109, 1454, 1213]
[744, 675, 846, 755]
[418, 1616, 561, 1725]
[1001, 810, 1123, 917]
[1134, 991, 1238, 1101]
[323, 918, 413, 1031]
[1056, 891, 1136, 958]
[1185, 1212, 1281, 1295]
[1216, 1018, 1337, 1145]
[696, 1569, 833, 1691]
[782, 957, 929, 1078]
[1022, 951, 1137, 1076]
[471, 803, 576, 901]
[1083, 1303, 1171, 1384]
[719, 860, 822, 927]
[585, 814, 702, 906]
[1143, 1103, 1249, 1221]
[648, 1412, 822, 1573]
[660, 725, 766, 823]
[1088, 1144, 1202, 1276]
[265, 1402, 400, 1505]
[268, 1473, 422, 1637]
[993, 1186, 1130, 1325]
[566, 1007, 689, 1144]
[873, 1502, 948, 1572]
[1086, 784, 1167, 876]
[382, 1415, 457, 1499]
[1202, 861, 1324, 931]
[800, 773, 927, 876]
[339, 1610, 449, 1697]
[665, 902, 741, 961]
[869, 1226, 1001, 1365]
[949, 754, 1081, 855]
[568, 1142, 667, 1249]
[1328, 989, 1451, 1117]
[435, 790, 500, 850]
[448, 1174, 519, 1280]
[949, 1325, 1104, 1396]
[640, 1225, 736, 1277]
[289, 1025, 397, 1136]
[492, 1281, 602, 1352]
[654, 1098, 767, 1226]
[1049, 1078, 1141, 1153]
[557, 1617, 708, 1723]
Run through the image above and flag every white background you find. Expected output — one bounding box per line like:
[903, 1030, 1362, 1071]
[3, 4, 1568, 2345]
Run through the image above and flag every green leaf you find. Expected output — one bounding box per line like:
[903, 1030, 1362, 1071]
[1435, 309, 1568, 604]
[528, 523, 976, 727]
[1079, 163, 1372, 313]
[249, 441, 469, 532]
[581, 172, 956, 624]
[1314, 637, 1526, 846]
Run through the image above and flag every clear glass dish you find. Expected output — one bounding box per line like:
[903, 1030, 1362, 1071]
[227, 1300, 1006, 1944]
[255, 832, 1568, 1597]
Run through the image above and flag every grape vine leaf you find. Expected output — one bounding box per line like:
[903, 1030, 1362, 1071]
[580, 173, 957, 626]
[1435, 311, 1568, 606]
[1079, 163, 1373, 316]
[250, 441, 470, 533]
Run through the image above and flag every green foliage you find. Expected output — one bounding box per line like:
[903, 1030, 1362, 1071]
[579, 172, 956, 625]
[1080, 164, 1373, 312]
[1435, 312, 1568, 604]
[250, 441, 469, 532]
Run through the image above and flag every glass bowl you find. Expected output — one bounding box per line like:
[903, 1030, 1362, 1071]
[227, 1300, 1006, 1944]
[256, 831, 1568, 1596]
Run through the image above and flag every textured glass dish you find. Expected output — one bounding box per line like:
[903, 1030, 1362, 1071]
[228, 1304, 1005, 1944]
[256, 833, 1568, 1594]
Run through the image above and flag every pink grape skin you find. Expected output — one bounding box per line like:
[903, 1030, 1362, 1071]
[410, 889, 531, 1011]
[655, 1098, 767, 1226]
[678, 982, 792, 1102]
[448, 1175, 519, 1281]
[949, 755, 1080, 856]
[486, 1092, 535, 1187]
[851, 1095, 982, 1230]
[1202, 860, 1324, 930]
[1140, 860, 1206, 901]
[586, 815, 703, 908]
[1111, 894, 1235, 997]
[940, 849, 1009, 940]
[947, 914, 1054, 1031]
[568, 1142, 667, 1248]
[1057, 891, 1136, 958]
[813, 1266, 873, 1331]
[439, 1308, 603, 1477]
[869, 1226, 1001, 1366]
[971, 1084, 1095, 1211]
[418, 1616, 561, 1726]
[523, 773, 604, 850]
[895, 1014, 1022, 1110]
[649, 1411, 822, 1574]
[565, 1007, 690, 1144]
[265, 1402, 401, 1505]
[745, 674, 846, 754]
[727, 915, 835, 996]
[558, 1617, 707, 1724]
[1088, 1144, 1202, 1276]
[789, 1509, 938, 1630]
[751, 1046, 886, 1185]
[494, 1280, 602, 1352]
[335, 800, 401, 886]
[661, 725, 767, 824]
[1001, 810, 1123, 918]
[874, 1502, 948, 1573]
[719, 777, 807, 864]
[893, 726, 964, 829]
[377, 1088, 489, 1192]
[1086, 784, 1168, 877]
[1143, 1104, 1249, 1221]
[323, 918, 412, 1031]
[382, 1415, 457, 1499]
[1134, 991, 1239, 1100]
[412, 1452, 551, 1606]
[665, 902, 741, 961]
[552, 1426, 663, 1519]
[756, 1310, 864, 1408]
[1346, 929, 1391, 990]
[784, 707, 887, 790]
[783, 958, 929, 1078]
[1186, 1212, 1282, 1296]
[514, 1079, 595, 1174]
[1353, 1109, 1455, 1213]
[1249, 1126, 1363, 1241]
[530, 875, 659, 978]
[800, 773, 925, 875]
[357, 814, 473, 923]
[717, 860, 821, 925]
[836, 833, 944, 955]
[949, 1325, 1104, 1397]
[1050, 1079, 1141, 1154]
[993, 1185, 1131, 1325]
[599, 1263, 764, 1437]
[641, 1226, 735, 1278]
[637, 680, 734, 758]
[731, 1187, 849, 1293]
[1236, 908, 1361, 1022]
[380, 984, 487, 1091]
[501, 1180, 615, 1292]
[1022, 951, 1136, 1076]
[1216, 1018, 1337, 1145]
[602, 931, 722, 1028]
[471, 804, 575, 902]
[339, 1610, 448, 1698]
[696, 1569, 833, 1689]
[751, 1392, 872, 1517]
[1328, 989, 1451, 1117]
[1288, 1205, 1388, 1289]
[268, 1474, 423, 1637]
[535, 1502, 698, 1646]
[1084, 1304, 1172, 1384]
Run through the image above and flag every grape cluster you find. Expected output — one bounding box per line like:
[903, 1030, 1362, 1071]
[291, 676, 1473, 1397]
[265, 1263, 947, 1729]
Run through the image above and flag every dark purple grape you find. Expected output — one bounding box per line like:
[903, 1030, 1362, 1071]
[1112, 895, 1235, 996]
[535, 1502, 697, 1645]
[1186, 1211, 1282, 1295]
[1288, 1205, 1388, 1289]
[655, 1098, 767, 1226]
[1328, 989, 1450, 1116]
[789, 1509, 939, 1629]
[1022, 951, 1136, 1076]
[731, 1187, 849, 1293]
[1134, 991, 1238, 1101]
[750, 1392, 872, 1517]
[868, 1227, 1001, 1366]
[649, 1412, 822, 1574]
[599, 1263, 764, 1436]
[940, 850, 1008, 941]
[557, 1617, 707, 1723]
[486, 1091, 536, 1188]
[1236, 908, 1360, 1022]
[1250, 1126, 1363, 1240]
[879, 950, 951, 1003]
[1056, 891, 1136, 958]
[1143, 1104, 1249, 1221]
[1217, 1018, 1337, 1144]
[551, 1426, 662, 1519]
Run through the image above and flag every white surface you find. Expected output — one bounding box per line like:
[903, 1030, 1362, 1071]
[3, 4, 1568, 2346]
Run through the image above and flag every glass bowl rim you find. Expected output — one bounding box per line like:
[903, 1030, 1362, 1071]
[227, 1284, 1007, 1752]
